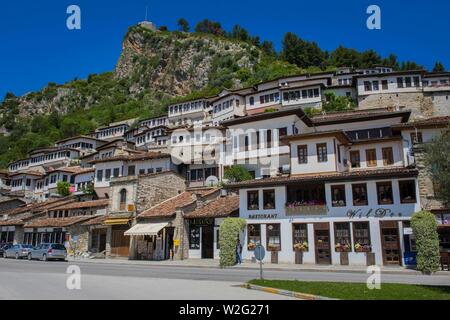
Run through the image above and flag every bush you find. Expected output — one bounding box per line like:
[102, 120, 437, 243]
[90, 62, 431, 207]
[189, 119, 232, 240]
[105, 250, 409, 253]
[219, 218, 246, 267]
[223, 165, 253, 183]
[411, 211, 441, 274]
[57, 181, 71, 197]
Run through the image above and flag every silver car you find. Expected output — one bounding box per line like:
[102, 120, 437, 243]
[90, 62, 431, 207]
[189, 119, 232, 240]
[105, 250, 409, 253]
[28, 243, 67, 261]
[3, 244, 34, 259]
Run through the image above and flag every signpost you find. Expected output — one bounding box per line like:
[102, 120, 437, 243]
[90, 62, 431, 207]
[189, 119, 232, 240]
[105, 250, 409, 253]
[254, 244, 265, 280]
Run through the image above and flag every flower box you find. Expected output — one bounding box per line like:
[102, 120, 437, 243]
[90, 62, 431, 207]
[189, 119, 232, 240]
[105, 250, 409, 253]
[285, 204, 328, 216]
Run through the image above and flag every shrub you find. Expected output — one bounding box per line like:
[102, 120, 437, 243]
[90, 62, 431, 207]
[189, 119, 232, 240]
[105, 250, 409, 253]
[411, 211, 441, 274]
[223, 165, 253, 183]
[57, 181, 71, 197]
[219, 218, 246, 267]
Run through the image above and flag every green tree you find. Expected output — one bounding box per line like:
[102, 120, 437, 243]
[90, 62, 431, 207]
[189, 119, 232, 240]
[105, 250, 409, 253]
[260, 40, 277, 57]
[219, 218, 246, 267]
[57, 181, 71, 197]
[322, 92, 355, 112]
[281, 32, 327, 69]
[400, 61, 424, 70]
[329, 46, 360, 68]
[424, 132, 450, 205]
[224, 165, 253, 183]
[177, 18, 190, 32]
[433, 61, 445, 72]
[359, 49, 382, 68]
[411, 211, 441, 274]
[194, 19, 223, 36]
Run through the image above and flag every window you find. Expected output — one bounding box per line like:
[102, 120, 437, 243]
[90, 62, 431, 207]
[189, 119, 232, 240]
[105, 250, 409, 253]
[189, 226, 200, 249]
[247, 191, 259, 210]
[278, 127, 287, 138]
[382, 80, 388, 90]
[382, 147, 394, 166]
[353, 222, 371, 251]
[119, 189, 127, 210]
[105, 169, 111, 180]
[397, 77, 404, 88]
[350, 150, 360, 168]
[377, 182, 394, 205]
[399, 180, 417, 204]
[113, 168, 120, 178]
[139, 169, 145, 175]
[365, 149, 377, 167]
[128, 165, 135, 176]
[297, 145, 308, 164]
[266, 224, 281, 251]
[316, 143, 328, 162]
[247, 224, 261, 250]
[364, 81, 372, 91]
[62, 175, 68, 182]
[405, 77, 412, 88]
[410, 132, 423, 144]
[373, 81, 379, 91]
[352, 184, 368, 206]
[266, 130, 272, 148]
[96, 170, 103, 182]
[26, 179, 31, 187]
[334, 222, 352, 252]
[413, 76, 420, 87]
[263, 189, 275, 210]
[249, 97, 254, 106]
[292, 224, 308, 251]
[331, 185, 346, 207]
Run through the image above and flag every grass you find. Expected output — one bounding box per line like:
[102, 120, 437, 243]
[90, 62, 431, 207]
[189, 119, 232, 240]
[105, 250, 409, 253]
[248, 279, 450, 300]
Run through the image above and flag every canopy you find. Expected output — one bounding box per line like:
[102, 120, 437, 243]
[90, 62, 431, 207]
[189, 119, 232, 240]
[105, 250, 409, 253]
[103, 218, 130, 226]
[124, 222, 168, 236]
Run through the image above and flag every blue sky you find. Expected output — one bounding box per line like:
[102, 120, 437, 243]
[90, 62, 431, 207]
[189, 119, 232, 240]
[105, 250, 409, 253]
[1, 0, 449, 99]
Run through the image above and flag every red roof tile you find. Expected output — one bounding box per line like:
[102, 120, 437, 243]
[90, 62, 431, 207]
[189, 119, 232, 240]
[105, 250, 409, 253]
[138, 192, 196, 218]
[24, 216, 95, 228]
[185, 195, 240, 218]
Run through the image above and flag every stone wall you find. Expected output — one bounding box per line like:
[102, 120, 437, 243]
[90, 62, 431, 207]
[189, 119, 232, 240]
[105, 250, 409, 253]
[413, 145, 444, 211]
[135, 171, 187, 214]
[66, 225, 90, 256]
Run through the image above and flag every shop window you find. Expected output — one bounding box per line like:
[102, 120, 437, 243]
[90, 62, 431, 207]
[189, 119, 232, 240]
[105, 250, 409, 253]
[247, 224, 261, 250]
[352, 184, 368, 206]
[350, 150, 361, 168]
[297, 145, 308, 164]
[377, 182, 393, 205]
[316, 143, 328, 162]
[353, 222, 371, 252]
[382, 147, 394, 166]
[292, 224, 308, 251]
[266, 224, 281, 251]
[189, 226, 200, 249]
[334, 222, 352, 252]
[247, 191, 259, 210]
[331, 185, 346, 207]
[399, 180, 417, 203]
[366, 149, 377, 167]
[263, 189, 275, 210]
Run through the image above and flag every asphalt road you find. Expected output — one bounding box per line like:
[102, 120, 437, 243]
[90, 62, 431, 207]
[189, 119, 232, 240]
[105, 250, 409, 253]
[1, 258, 449, 300]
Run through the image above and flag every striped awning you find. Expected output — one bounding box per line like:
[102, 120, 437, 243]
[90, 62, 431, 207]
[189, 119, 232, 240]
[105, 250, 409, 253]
[124, 222, 168, 236]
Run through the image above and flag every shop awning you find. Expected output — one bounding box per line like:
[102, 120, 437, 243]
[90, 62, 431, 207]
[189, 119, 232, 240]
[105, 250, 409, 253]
[103, 218, 131, 226]
[124, 222, 168, 236]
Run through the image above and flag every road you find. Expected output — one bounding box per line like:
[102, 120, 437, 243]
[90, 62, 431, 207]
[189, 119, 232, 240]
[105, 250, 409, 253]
[0, 259, 449, 300]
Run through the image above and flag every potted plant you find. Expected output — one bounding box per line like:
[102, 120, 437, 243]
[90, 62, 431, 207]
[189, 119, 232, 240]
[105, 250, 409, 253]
[354, 243, 371, 253]
[293, 242, 308, 264]
[335, 243, 351, 265]
[247, 242, 257, 251]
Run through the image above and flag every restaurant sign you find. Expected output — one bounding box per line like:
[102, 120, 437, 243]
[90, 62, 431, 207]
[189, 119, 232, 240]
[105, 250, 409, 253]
[189, 218, 214, 226]
[248, 213, 278, 219]
[347, 208, 403, 219]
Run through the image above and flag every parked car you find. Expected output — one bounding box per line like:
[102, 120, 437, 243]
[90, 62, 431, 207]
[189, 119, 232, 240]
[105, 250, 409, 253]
[3, 244, 34, 259]
[0, 243, 13, 257]
[28, 243, 67, 261]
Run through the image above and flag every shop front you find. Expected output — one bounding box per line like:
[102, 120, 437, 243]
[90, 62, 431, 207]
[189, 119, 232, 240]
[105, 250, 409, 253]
[186, 218, 217, 259]
[104, 216, 132, 258]
[0, 226, 15, 244]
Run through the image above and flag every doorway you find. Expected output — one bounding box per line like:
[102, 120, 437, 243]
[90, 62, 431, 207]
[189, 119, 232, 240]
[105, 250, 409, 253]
[201, 225, 214, 259]
[165, 227, 175, 260]
[314, 223, 331, 265]
[380, 221, 401, 265]
[111, 225, 130, 257]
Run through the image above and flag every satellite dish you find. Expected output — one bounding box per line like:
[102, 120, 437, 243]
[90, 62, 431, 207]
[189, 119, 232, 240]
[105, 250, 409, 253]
[205, 176, 219, 187]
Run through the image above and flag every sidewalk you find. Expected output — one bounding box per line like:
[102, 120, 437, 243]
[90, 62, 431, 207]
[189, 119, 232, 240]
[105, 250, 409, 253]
[66, 256, 446, 275]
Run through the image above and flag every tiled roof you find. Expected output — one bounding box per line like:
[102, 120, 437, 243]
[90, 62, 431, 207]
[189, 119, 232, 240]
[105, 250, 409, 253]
[283, 130, 351, 144]
[0, 219, 25, 226]
[24, 216, 95, 228]
[3, 198, 75, 217]
[138, 192, 196, 218]
[8, 170, 45, 178]
[88, 151, 170, 164]
[311, 109, 411, 125]
[225, 168, 419, 188]
[391, 116, 450, 129]
[185, 195, 240, 218]
[81, 215, 108, 226]
[49, 199, 109, 211]
[48, 166, 95, 175]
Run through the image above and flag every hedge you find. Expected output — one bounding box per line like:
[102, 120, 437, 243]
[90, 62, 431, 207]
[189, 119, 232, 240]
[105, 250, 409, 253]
[219, 218, 246, 267]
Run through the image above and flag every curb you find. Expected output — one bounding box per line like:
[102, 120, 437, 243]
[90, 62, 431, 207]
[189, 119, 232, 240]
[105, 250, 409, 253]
[66, 259, 433, 275]
[241, 283, 337, 300]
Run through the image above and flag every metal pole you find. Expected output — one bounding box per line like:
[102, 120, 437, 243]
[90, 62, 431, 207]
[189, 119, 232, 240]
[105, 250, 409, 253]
[259, 258, 263, 280]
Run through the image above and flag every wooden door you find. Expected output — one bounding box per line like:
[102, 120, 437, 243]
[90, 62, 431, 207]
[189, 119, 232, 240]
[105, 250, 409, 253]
[380, 221, 401, 265]
[201, 225, 214, 259]
[314, 223, 331, 265]
[111, 226, 130, 257]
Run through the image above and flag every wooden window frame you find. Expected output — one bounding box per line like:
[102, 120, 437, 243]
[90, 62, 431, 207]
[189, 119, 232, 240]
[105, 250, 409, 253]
[331, 185, 346, 207]
[266, 223, 281, 252]
[399, 180, 417, 204]
[334, 222, 352, 252]
[352, 183, 368, 206]
[365, 149, 377, 167]
[292, 224, 308, 252]
[316, 143, 328, 163]
[376, 181, 394, 205]
[263, 189, 276, 210]
[297, 145, 308, 164]
[247, 190, 259, 210]
[350, 150, 360, 168]
[382, 147, 394, 166]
